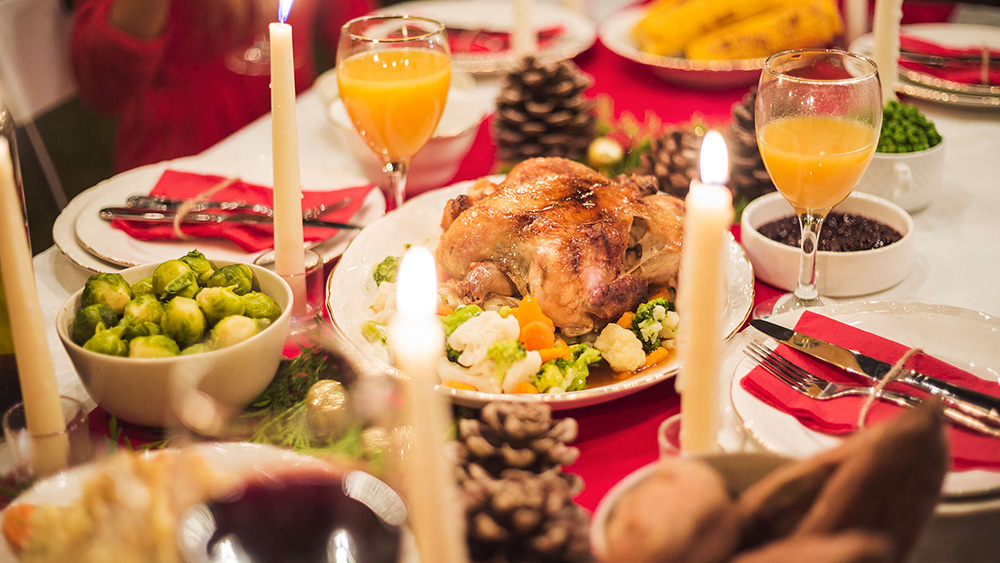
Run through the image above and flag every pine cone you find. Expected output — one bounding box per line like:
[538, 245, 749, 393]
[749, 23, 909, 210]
[454, 402, 591, 563]
[494, 56, 596, 165]
[639, 125, 704, 198]
[727, 88, 775, 202]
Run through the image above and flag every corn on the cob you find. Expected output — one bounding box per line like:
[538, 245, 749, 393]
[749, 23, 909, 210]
[632, 0, 790, 57]
[685, 0, 843, 60]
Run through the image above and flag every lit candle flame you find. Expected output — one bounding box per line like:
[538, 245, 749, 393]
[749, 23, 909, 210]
[396, 247, 439, 321]
[278, 0, 295, 24]
[699, 130, 729, 186]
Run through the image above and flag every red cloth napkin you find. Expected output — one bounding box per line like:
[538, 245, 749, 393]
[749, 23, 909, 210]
[899, 33, 1000, 85]
[447, 25, 564, 54]
[740, 311, 1000, 471]
[111, 170, 375, 253]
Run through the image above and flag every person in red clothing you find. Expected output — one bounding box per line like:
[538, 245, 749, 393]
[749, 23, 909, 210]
[71, 0, 375, 173]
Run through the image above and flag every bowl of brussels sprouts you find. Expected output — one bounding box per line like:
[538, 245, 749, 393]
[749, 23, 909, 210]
[55, 251, 293, 427]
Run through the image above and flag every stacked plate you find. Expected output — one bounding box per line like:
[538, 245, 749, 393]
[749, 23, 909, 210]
[850, 23, 1000, 109]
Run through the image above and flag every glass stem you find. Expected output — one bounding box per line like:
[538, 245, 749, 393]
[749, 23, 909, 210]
[794, 211, 827, 306]
[382, 160, 408, 212]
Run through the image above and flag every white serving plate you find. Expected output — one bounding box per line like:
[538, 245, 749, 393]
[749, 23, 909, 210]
[378, 0, 597, 74]
[727, 300, 1000, 499]
[327, 179, 755, 410]
[598, 6, 764, 90]
[70, 156, 384, 268]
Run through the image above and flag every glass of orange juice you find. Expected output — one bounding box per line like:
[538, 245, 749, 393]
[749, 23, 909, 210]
[754, 49, 881, 317]
[337, 15, 451, 211]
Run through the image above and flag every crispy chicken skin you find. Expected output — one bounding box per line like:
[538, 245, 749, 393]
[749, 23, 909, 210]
[437, 157, 685, 335]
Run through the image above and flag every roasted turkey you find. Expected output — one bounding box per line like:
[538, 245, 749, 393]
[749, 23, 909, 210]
[437, 157, 686, 336]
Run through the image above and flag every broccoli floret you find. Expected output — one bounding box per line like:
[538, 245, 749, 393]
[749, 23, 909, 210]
[487, 339, 526, 377]
[440, 304, 482, 337]
[373, 255, 401, 287]
[631, 297, 674, 353]
[531, 343, 603, 393]
[361, 320, 387, 346]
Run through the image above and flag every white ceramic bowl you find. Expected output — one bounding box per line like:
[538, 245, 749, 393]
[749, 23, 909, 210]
[316, 70, 488, 194]
[56, 261, 293, 427]
[741, 192, 914, 297]
[854, 140, 945, 213]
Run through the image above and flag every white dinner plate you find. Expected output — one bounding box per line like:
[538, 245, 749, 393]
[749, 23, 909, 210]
[0, 443, 329, 562]
[727, 301, 1000, 499]
[52, 183, 121, 273]
[598, 6, 764, 89]
[71, 156, 385, 268]
[378, 0, 597, 74]
[327, 179, 755, 410]
[849, 24, 1000, 109]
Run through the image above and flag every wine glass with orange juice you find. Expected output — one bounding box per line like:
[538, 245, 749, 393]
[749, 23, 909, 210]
[337, 15, 451, 211]
[754, 49, 881, 317]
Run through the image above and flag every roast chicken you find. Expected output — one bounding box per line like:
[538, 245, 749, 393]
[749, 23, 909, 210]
[437, 157, 686, 336]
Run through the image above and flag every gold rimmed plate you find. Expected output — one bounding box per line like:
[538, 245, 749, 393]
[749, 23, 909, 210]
[326, 178, 754, 410]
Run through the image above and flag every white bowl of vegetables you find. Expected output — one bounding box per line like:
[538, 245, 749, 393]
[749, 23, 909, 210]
[56, 252, 293, 427]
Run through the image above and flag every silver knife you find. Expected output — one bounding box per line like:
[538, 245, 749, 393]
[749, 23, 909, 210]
[100, 208, 361, 230]
[750, 319, 1000, 428]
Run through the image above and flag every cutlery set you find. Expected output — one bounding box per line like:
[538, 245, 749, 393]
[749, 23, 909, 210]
[745, 319, 1000, 438]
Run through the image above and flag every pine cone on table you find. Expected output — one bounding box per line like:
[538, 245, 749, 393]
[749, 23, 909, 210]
[638, 124, 705, 198]
[494, 56, 596, 165]
[727, 88, 775, 203]
[453, 402, 592, 563]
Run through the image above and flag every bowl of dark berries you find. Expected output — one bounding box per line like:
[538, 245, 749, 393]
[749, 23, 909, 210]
[855, 101, 944, 212]
[741, 191, 913, 297]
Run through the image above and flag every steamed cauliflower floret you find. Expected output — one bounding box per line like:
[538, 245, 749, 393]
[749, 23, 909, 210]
[501, 351, 543, 393]
[660, 310, 680, 341]
[595, 323, 646, 372]
[447, 310, 520, 367]
[371, 281, 397, 324]
[437, 357, 501, 393]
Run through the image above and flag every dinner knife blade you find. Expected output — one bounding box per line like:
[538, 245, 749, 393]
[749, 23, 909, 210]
[750, 319, 1000, 427]
[100, 208, 361, 230]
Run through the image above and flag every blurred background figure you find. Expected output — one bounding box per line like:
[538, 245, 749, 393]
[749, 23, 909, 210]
[71, 0, 375, 174]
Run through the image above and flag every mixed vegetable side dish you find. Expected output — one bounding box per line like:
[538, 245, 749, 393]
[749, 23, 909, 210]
[72, 251, 281, 358]
[363, 255, 681, 395]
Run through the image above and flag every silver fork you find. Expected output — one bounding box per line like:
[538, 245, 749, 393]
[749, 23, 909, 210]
[744, 340, 1000, 438]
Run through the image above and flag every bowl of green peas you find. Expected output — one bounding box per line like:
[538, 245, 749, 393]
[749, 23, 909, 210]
[855, 101, 944, 212]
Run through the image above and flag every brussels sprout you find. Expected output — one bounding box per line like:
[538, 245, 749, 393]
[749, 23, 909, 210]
[72, 304, 118, 345]
[118, 316, 162, 340]
[209, 315, 267, 349]
[122, 294, 165, 325]
[180, 250, 215, 286]
[83, 325, 128, 357]
[152, 260, 199, 300]
[160, 296, 207, 346]
[131, 277, 155, 297]
[196, 286, 245, 325]
[241, 291, 281, 321]
[180, 342, 214, 356]
[128, 335, 180, 358]
[81, 273, 133, 315]
[206, 264, 253, 295]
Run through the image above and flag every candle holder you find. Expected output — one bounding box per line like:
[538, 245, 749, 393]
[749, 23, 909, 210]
[2, 396, 93, 485]
[253, 247, 324, 333]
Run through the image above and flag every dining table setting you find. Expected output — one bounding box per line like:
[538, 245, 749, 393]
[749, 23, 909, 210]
[1, 0, 1000, 561]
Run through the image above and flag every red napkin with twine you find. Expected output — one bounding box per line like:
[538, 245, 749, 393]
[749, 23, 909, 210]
[740, 311, 1000, 471]
[899, 33, 1000, 85]
[111, 170, 375, 253]
[446, 25, 564, 54]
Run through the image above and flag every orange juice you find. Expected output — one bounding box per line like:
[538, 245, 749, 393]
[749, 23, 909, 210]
[759, 115, 877, 211]
[337, 48, 451, 161]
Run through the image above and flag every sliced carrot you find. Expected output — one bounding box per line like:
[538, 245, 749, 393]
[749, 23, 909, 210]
[514, 381, 540, 394]
[511, 296, 554, 330]
[538, 340, 571, 363]
[2, 504, 35, 553]
[639, 347, 672, 371]
[520, 320, 556, 351]
[648, 287, 674, 302]
[436, 303, 454, 316]
[616, 311, 634, 328]
[442, 380, 477, 392]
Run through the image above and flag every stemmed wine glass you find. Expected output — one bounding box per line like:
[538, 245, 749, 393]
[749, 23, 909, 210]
[754, 49, 882, 318]
[337, 15, 451, 211]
